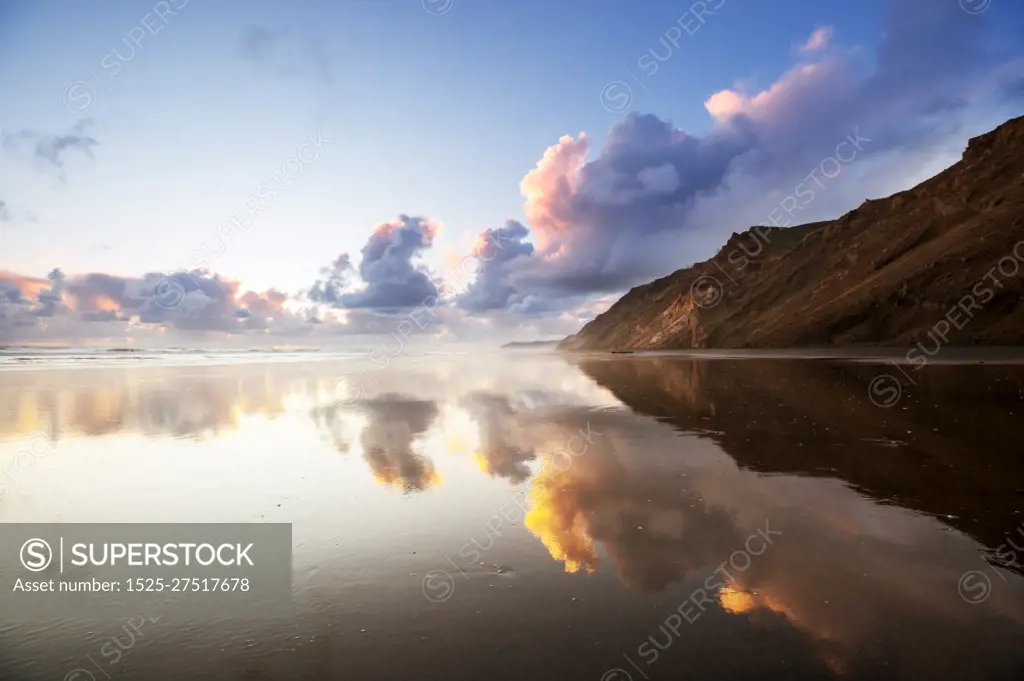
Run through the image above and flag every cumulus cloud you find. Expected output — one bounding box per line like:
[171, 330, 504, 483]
[35, 268, 68, 317]
[0, 273, 47, 332]
[451, 0, 1024, 317]
[308, 254, 354, 306]
[511, 113, 755, 295]
[311, 215, 440, 312]
[456, 220, 535, 313]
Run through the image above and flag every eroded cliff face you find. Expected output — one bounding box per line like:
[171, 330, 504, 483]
[560, 115, 1024, 351]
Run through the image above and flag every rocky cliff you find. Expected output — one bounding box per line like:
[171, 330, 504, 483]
[560, 115, 1024, 351]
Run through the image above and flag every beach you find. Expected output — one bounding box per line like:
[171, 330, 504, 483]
[1, 349, 1023, 680]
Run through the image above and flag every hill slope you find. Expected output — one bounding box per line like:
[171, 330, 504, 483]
[560, 115, 1024, 350]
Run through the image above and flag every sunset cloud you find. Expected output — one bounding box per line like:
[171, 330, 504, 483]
[4, 0, 1021, 346]
[0, 267, 323, 343]
[448, 0, 1023, 318]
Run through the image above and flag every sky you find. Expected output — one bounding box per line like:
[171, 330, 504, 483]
[1, 0, 1022, 346]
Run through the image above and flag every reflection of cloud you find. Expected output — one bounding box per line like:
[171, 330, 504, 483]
[0, 367, 293, 442]
[525, 464, 599, 573]
[575, 355, 1024, 555]
[565, 355, 1024, 676]
[700, 503, 1024, 679]
[523, 437, 743, 591]
[461, 393, 536, 483]
[69, 387, 124, 436]
[359, 396, 440, 493]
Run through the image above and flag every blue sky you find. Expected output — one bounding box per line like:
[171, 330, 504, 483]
[1, 0, 1022, 344]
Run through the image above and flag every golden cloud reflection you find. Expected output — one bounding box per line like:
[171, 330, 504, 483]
[524, 464, 599, 574]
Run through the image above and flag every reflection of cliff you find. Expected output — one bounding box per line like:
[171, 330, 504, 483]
[503, 362, 1024, 678]
[574, 356, 1024, 555]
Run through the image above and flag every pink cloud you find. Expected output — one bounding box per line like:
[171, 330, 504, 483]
[800, 26, 834, 53]
[520, 133, 590, 253]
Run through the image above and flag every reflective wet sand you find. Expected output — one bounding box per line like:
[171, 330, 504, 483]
[2, 351, 1023, 680]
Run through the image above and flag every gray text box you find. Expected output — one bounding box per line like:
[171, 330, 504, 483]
[0, 523, 292, 620]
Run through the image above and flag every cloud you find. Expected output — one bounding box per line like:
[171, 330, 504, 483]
[2, 119, 98, 175]
[452, 0, 1024, 317]
[10, 0, 1023, 344]
[0, 260, 460, 344]
[238, 25, 280, 61]
[456, 220, 535, 313]
[238, 24, 334, 85]
[0, 267, 325, 343]
[308, 254, 354, 306]
[35, 268, 68, 317]
[0, 201, 11, 223]
[0, 273, 46, 331]
[450, 112, 755, 308]
[311, 215, 441, 312]
[799, 26, 833, 53]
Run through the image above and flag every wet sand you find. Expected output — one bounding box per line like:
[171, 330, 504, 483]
[1, 350, 1023, 680]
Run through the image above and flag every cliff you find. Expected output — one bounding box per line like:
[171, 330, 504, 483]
[560, 115, 1024, 350]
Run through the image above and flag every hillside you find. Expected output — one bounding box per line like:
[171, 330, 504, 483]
[560, 115, 1024, 351]
[500, 340, 559, 349]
